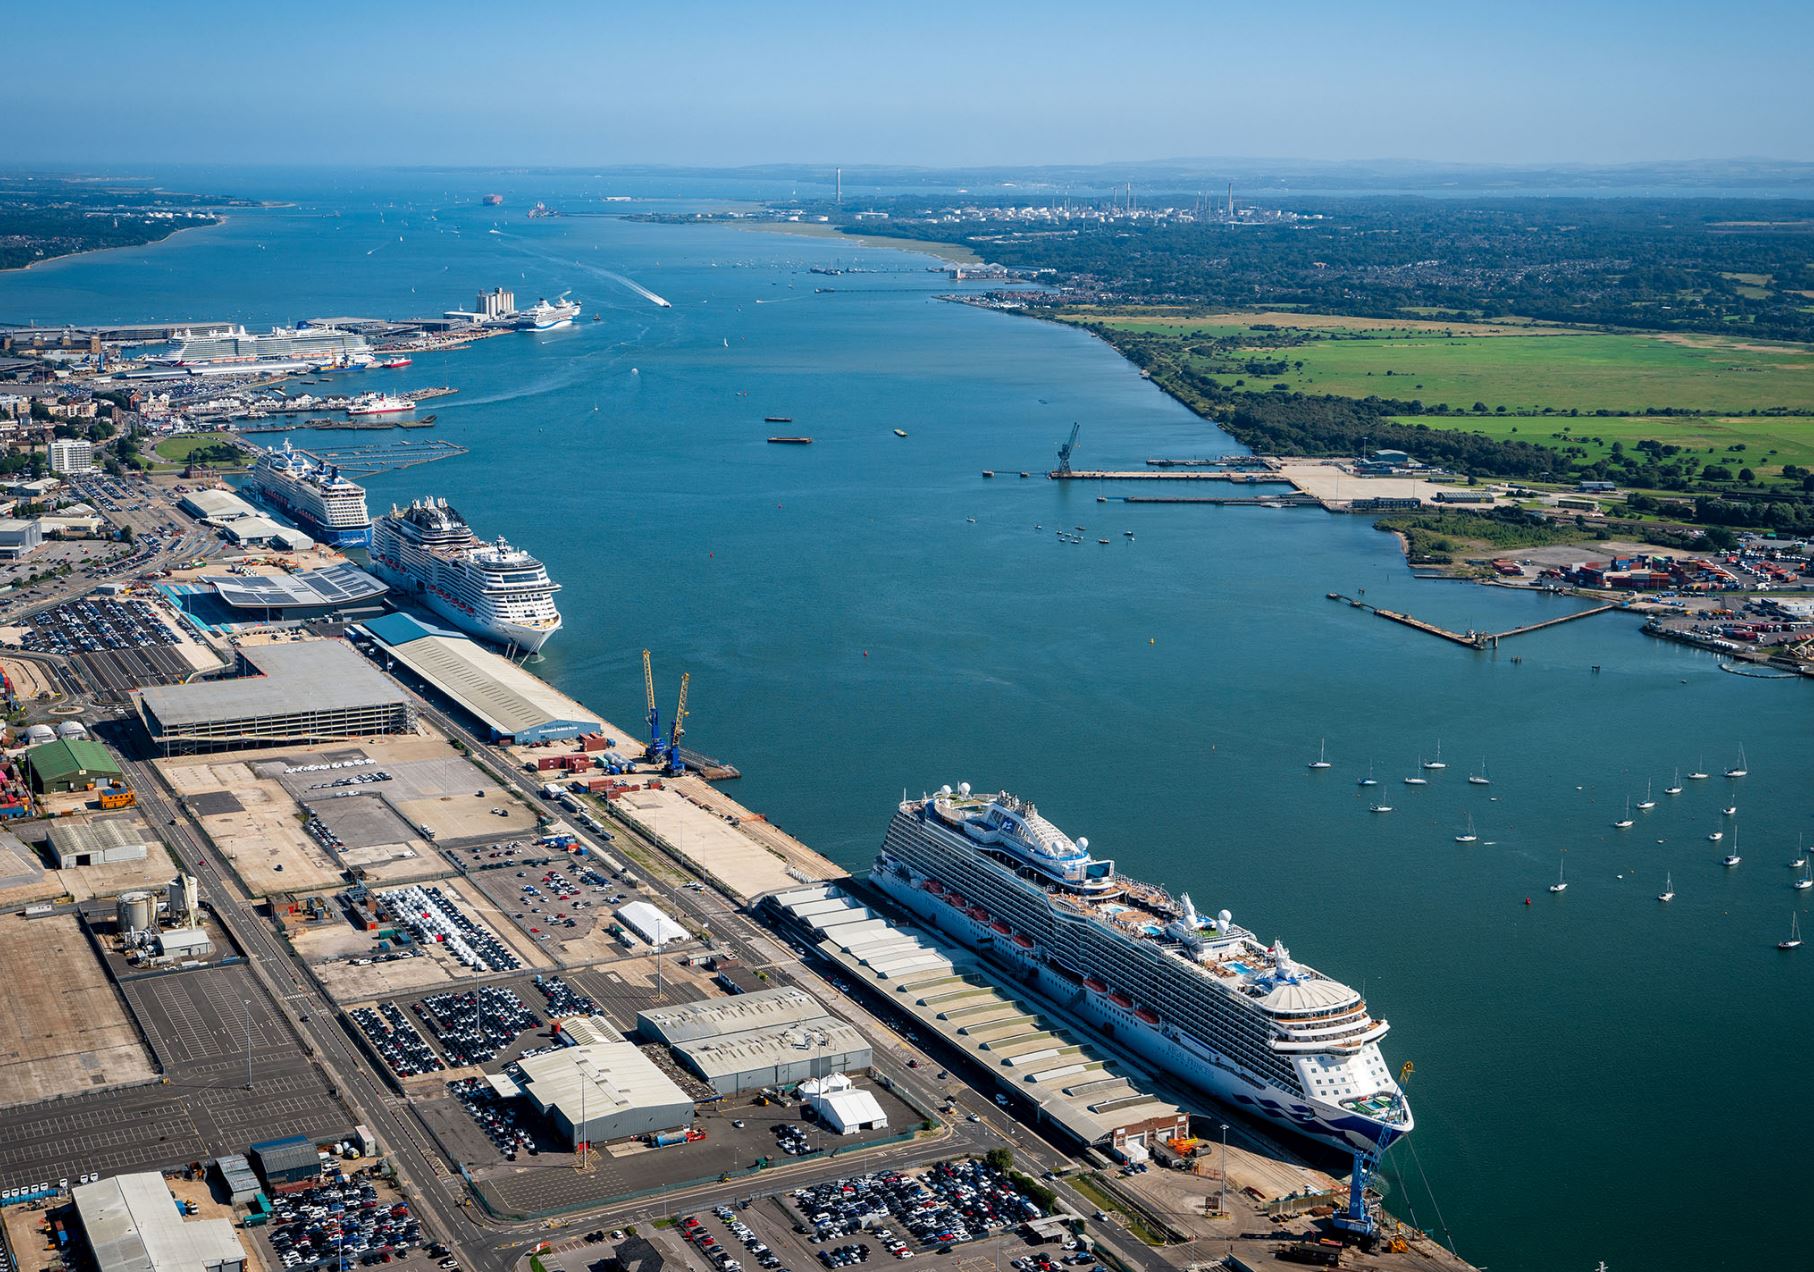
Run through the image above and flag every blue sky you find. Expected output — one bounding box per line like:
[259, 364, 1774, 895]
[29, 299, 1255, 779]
[12, 1, 1811, 168]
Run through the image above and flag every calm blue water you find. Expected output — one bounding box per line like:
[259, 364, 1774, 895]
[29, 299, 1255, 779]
[3, 170, 1809, 1272]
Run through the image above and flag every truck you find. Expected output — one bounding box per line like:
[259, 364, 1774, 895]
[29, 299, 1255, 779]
[647, 1131, 688, 1148]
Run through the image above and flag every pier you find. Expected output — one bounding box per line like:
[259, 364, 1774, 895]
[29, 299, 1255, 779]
[1050, 468, 1281, 481]
[1122, 492, 1320, 507]
[301, 439, 470, 475]
[1329, 593, 1622, 649]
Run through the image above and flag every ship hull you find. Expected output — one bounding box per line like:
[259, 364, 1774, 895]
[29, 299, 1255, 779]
[244, 480, 371, 547]
[873, 863, 1405, 1154]
[367, 559, 559, 653]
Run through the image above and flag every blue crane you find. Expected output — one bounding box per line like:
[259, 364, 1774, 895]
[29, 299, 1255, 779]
[641, 648, 665, 764]
[1331, 1061, 1414, 1244]
[1056, 423, 1081, 475]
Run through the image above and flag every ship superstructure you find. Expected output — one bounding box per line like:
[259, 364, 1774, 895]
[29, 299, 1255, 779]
[368, 497, 561, 653]
[872, 785, 1412, 1154]
[173, 325, 372, 367]
[244, 441, 372, 547]
[517, 294, 581, 330]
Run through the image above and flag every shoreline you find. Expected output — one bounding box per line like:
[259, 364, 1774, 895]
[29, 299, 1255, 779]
[4, 212, 227, 274]
[725, 219, 980, 265]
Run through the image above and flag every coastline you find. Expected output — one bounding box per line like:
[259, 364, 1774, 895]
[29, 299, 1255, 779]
[727, 219, 980, 265]
[5, 212, 227, 274]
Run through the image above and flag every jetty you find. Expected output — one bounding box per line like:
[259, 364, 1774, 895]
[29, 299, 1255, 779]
[1329, 593, 1623, 649]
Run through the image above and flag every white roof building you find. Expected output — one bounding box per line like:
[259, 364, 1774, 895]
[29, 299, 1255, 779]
[73, 1173, 246, 1272]
[802, 1073, 888, 1135]
[637, 986, 874, 1095]
[514, 1042, 693, 1147]
[616, 900, 689, 946]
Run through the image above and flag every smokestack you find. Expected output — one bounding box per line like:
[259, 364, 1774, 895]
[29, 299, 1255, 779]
[836, 167, 842, 207]
[1227, 181, 1234, 218]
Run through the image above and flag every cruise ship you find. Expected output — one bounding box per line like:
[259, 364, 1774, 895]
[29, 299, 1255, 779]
[873, 785, 1413, 1156]
[517, 294, 581, 331]
[368, 498, 562, 653]
[244, 441, 372, 547]
[173, 324, 372, 367]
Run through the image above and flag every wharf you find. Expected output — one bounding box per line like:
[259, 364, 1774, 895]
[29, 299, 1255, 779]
[1121, 492, 1320, 507]
[1329, 592, 1622, 648]
[1051, 468, 1281, 482]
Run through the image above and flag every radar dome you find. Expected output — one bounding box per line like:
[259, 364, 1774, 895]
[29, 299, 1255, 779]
[939, 785, 952, 797]
[1076, 837, 1089, 852]
[958, 782, 971, 797]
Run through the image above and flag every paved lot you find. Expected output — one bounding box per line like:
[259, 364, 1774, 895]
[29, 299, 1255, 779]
[0, 962, 342, 1192]
[162, 756, 346, 895]
[0, 914, 155, 1108]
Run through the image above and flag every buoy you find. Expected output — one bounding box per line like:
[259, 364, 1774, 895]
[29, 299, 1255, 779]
[1523, 897, 1532, 906]
[863, 651, 869, 658]
[1149, 638, 1155, 645]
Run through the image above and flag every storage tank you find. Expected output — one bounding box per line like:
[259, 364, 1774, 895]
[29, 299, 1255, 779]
[116, 891, 156, 933]
[54, 720, 88, 739]
[166, 874, 199, 926]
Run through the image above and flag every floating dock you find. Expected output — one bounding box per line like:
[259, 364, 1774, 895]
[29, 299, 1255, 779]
[1329, 593, 1622, 649]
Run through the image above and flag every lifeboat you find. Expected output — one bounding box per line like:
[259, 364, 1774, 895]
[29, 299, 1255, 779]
[1013, 934, 1035, 949]
[991, 920, 1013, 935]
[1108, 992, 1133, 1009]
[924, 880, 945, 895]
[1083, 977, 1108, 993]
[968, 906, 989, 922]
[1135, 1007, 1161, 1025]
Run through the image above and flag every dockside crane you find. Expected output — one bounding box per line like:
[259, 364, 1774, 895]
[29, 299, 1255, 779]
[1055, 422, 1081, 476]
[665, 673, 691, 776]
[1331, 1060, 1415, 1245]
[641, 649, 665, 764]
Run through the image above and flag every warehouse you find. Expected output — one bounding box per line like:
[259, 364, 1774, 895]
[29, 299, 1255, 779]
[47, 816, 155, 867]
[615, 900, 689, 947]
[212, 1154, 261, 1206]
[72, 1172, 246, 1272]
[136, 641, 415, 754]
[514, 1042, 693, 1148]
[23, 737, 124, 793]
[249, 1134, 324, 1193]
[179, 488, 260, 523]
[801, 1073, 889, 1135]
[637, 986, 873, 1095]
[359, 612, 601, 743]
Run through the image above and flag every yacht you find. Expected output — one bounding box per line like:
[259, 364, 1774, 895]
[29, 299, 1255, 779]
[1549, 860, 1568, 893]
[1422, 743, 1446, 771]
[1308, 739, 1332, 770]
[1370, 804, 1393, 814]
[1778, 914, 1802, 951]
[1794, 861, 1812, 892]
[1657, 873, 1674, 903]
[1357, 763, 1378, 788]
[1454, 814, 1477, 844]
[1722, 827, 1741, 867]
[1664, 770, 1684, 796]
[1613, 798, 1634, 830]
[1468, 760, 1490, 786]
[1635, 781, 1656, 811]
[1725, 746, 1748, 779]
[1404, 761, 1428, 786]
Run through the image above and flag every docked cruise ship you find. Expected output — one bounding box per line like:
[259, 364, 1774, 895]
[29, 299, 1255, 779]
[873, 786, 1413, 1156]
[173, 324, 372, 367]
[368, 498, 561, 653]
[517, 294, 581, 331]
[244, 442, 372, 547]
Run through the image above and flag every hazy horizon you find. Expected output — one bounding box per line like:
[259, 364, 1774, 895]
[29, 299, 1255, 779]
[12, 1, 1813, 169]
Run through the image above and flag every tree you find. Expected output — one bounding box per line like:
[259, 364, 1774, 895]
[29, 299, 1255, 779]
[1737, 468, 1756, 483]
[1701, 525, 1738, 550]
[984, 1148, 1014, 1174]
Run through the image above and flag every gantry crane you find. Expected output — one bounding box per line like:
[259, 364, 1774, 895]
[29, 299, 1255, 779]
[1332, 1060, 1415, 1244]
[665, 672, 691, 775]
[641, 649, 665, 764]
[1056, 422, 1081, 476]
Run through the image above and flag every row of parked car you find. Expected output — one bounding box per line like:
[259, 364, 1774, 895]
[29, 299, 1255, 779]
[351, 1002, 444, 1078]
[414, 987, 539, 1067]
[791, 1159, 1042, 1256]
[265, 1174, 420, 1269]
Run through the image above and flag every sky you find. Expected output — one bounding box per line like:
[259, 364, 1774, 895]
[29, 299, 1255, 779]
[11, 0, 1813, 169]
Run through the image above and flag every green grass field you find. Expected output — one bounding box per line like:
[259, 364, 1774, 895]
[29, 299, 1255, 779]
[152, 431, 237, 462]
[1396, 414, 1814, 473]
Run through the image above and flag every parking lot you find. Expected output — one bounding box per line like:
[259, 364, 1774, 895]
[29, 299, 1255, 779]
[14, 596, 202, 692]
[253, 1165, 430, 1270]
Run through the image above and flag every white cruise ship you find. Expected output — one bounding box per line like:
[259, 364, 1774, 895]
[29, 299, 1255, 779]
[368, 497, 561, 653]
[873, 785, 1412, 1156]
[244, 441, 372, 547]
[173, 324, 372, 367]
[517, 294, 581, 331]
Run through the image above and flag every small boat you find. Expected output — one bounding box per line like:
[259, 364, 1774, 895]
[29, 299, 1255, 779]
[965, 517, 977, 524]
[1722, 805, 1737, 817]
[1708, 829, 1724, 842]
[1370, 804, 1393, 814]
[377, 356, 412, 369]
[1792, 838, 1809, 870]
[1687, 757, 1709, 780]
[1779, 914, 1803, 951]
[1308, 739, 1332, 770]
[982, 470, 995, 478]
[1794, 860, 1812, 892]
[1423, 742, 1446, 771]
[1636, 780, 1656, 810]
[1549, 859, 1568, 893]
[1357, 763, 1378, 788]
[1468, 760, 1490, 786]
[1664, 769, 1683, 796]
[764, 416, 793, 423]
[1454, 813, 1477, 844]
[1613, 797, 1634, 830]
[1097, 538, 1110, 545]
[767, 436, 813, 444]
[1722, 827, 1741, 867]
[1725, 745, 1748, 779]
[1657, 873, 1674, 903]
[1123, 530, 1135, 539]
[1403, 770, 1427, 786]
[894, 428, 908, 438]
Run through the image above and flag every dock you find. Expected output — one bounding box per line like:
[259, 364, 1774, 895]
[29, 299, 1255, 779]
[1122, 492, 1320, 507]
[1050, 468, 1280, 481]
[1329, 593, 1622, 649]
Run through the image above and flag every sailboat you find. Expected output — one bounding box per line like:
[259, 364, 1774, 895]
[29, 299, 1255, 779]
[1657, 873, 1675, 903]
[1612, 797, 1634, 830]
[1707, 828, 1725, 842]
[1778, 913, 1802, 951]
[1687, 757, 1709, 780]
[1423, 742, 1446, 771]
[1370, 803, 1394, 814]
[1357, 762, 1378, 788]
[1308, 739, 1332, 770]
[1454, 813, 1477, 844]
[1636, 780, 1656, 811]
[1792, 837, 1809, 870]
[1722, 826, 1741, 867]
[1664, 769, 1683, 796]
[1721, 804, 1737, 817]
[1468, 760, 1491, 786]
[1549, 859, 1568, 893]
[1725, 745, 1748, 779]
[1794, 860, 1812, 892]
[1404, 759, 1428, 786]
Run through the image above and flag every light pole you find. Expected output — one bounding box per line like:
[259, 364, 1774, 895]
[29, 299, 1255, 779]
[243, 999, 254, 1090]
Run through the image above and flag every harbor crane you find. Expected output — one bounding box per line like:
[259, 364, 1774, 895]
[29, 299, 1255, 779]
[1056, 422, 1081, 475]
[665, 673, 691, 776]
[1331, 1060, 1415, 1245]
[641, 649, 665, 764]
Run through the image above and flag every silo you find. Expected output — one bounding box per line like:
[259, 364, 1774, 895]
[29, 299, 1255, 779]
[116, 891, 156, 933]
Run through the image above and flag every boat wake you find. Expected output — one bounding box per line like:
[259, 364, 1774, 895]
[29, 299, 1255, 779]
[600, 269, 672, 308]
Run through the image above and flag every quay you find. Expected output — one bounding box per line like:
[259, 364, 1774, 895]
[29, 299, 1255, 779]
[1121, 492, 1321, 507]
[1329, 593, 1623, 649]
[1050, 468, 1280, 481]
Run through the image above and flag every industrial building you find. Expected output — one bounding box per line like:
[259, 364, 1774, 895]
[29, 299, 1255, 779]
[801, 1073, 888, 1135]
[72, 1172, 247, 1272]
[178, 488, 261, 523]
[0, 517, 42, 559]
[514, 1042, 693, 1148]
[201, 564, 389, 622]
[136, 640, 415, 753]
[23, 737, 124, 792]
[637, 986, 873, 1095]
[212, 1154, 261, 1206]
[47, 816, 154, 867]
[359, 613, 602, 743]
[249, 1135, 324, 1193]
[555, 1015, 623, 1046]
[616, 899, 689, 947]
[220, 516, 314, 551]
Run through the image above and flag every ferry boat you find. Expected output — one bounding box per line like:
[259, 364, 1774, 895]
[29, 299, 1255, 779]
[243, 441, 372, 547]
[368, 497, 562, 653]
[347, 392, 416, 417]
[872, 784, 1412, 1156]
[377, 356, 413, 369]
[518, 294, 581, 331]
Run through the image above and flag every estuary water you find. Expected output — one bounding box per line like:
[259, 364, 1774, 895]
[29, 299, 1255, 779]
[2, 169, 1808, 1272]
